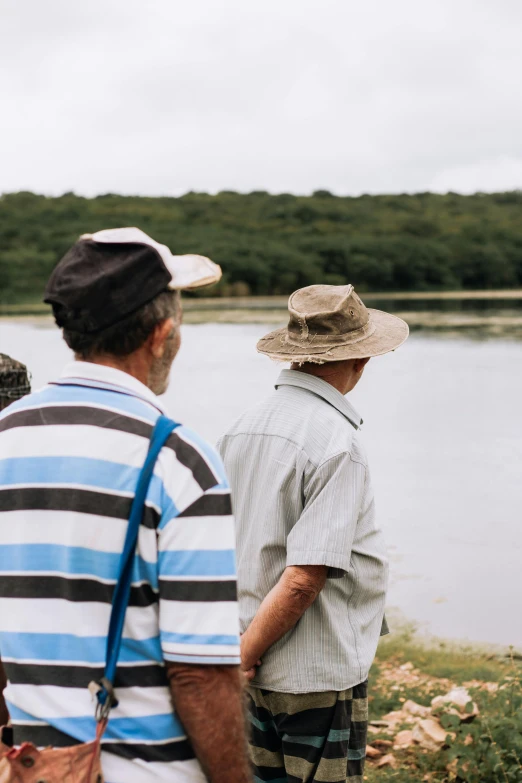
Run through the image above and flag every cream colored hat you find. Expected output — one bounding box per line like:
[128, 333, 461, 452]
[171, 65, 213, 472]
[44, 226, 222, 334]
[257, 284, 409, 363]
[80, 227, 221, 289]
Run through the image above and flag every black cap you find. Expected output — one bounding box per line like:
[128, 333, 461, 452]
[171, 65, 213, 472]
[44, 227, 222, 334]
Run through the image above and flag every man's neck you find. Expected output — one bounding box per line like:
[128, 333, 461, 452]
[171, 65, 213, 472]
[290, 365, 349, 395]
[79, 353, 150, 389]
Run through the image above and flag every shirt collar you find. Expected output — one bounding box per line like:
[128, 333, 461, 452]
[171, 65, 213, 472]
[55, 361, 168, 414]
[275, 369, 363, 430]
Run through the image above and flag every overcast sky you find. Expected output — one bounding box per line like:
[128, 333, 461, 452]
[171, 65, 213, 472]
[1, 0, 521, 197]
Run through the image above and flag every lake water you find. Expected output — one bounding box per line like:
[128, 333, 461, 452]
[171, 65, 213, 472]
[1, 320, 521, 651]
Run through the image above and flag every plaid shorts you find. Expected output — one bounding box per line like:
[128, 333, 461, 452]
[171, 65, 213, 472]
[246, 681, 368, 783]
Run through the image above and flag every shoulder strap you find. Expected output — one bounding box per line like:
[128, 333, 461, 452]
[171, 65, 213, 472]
[91, 415, 180, 719]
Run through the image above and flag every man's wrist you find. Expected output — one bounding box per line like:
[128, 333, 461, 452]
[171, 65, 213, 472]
[240, 633, 259, 672]
[240, 642, 254, 671]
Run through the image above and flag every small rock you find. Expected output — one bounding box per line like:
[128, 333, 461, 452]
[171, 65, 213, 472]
[367, 725, 381, 735]
[380, 709, 414, 727]
[376, 753, 397, 768]
[431, 688, 479, 720]
[366, 745, 382, 759]
[446, 758, 470, 778]
[464, 733, 474, 746]
[463, 679, 498, 693]
[403, 699, 431, 718]
[446, 758, 459, 779]
[400, 662, 414, 671]
[412, 718, 451, 751]
[371, 739, 393, 749]
[394, 729, 414, 749]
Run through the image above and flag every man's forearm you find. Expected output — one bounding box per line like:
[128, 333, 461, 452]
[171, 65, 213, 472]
[166, 663, 251, 783]
[241, 565, 327, 671]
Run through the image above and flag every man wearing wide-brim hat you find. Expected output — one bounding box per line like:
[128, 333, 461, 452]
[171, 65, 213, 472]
[218, 284, 408, 782]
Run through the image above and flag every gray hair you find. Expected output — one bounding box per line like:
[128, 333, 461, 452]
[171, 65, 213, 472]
[62, 289, 181, 359]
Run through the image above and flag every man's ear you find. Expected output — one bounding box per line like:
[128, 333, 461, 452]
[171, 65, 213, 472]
[150, 318, 175, 359]
[354, 357, 371, 373]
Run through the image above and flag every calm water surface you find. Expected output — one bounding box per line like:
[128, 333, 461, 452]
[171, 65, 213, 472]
[1, 321, 521, 650]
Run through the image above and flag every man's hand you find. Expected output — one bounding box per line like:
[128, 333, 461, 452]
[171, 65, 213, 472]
[239, 634, 260, 681]
[241, 658, 261, 682]
[240, 564, 328, 674]
[166, 662, 252, 783]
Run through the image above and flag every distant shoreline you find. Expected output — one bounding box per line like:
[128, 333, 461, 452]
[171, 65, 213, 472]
[2, 290, 522, 336]
[186, 289, 522, 308]
[2, 288, 522, 315]
[3, 314, 522, 338]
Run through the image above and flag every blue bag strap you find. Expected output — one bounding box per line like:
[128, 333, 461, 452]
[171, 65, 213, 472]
[90, 415, 180, 720]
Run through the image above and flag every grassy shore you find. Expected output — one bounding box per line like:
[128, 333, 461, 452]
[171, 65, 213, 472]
[2, 289, 522, 312]
[2, 291, 522, 337]
[366, 626, 522, 782]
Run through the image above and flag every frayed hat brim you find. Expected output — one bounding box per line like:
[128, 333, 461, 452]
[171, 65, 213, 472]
[257, 309, 409, 362]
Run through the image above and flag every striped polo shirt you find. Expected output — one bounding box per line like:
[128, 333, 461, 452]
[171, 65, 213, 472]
[218, 369, 388, 694]
[0, 362, 240, 783]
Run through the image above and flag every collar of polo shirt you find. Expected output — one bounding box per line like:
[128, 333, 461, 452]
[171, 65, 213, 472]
[275, 369, 363, 430]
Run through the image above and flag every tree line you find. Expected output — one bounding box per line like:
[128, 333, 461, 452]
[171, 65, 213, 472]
[1, 189, 521, 303]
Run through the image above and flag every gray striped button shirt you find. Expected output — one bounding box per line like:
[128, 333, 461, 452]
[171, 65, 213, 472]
[217, 369, 389, 693]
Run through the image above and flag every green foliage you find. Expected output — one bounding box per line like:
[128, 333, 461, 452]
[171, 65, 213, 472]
[0, 190, 521, 304]
[440, 663, 522, 783]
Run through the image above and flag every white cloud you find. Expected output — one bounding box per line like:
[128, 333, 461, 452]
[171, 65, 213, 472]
[0, 0, 521, 196]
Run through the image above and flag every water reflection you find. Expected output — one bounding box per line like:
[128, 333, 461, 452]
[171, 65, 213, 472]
[364, 296, 522, 314]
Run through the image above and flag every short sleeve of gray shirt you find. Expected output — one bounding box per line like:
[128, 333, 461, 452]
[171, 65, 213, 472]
[286, 451, 366, 575]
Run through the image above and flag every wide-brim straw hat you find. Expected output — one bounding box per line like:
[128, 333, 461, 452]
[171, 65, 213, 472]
[257, 284, 409, 363]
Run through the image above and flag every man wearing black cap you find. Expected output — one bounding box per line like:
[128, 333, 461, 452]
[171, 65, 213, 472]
[0, 229, 251, 783]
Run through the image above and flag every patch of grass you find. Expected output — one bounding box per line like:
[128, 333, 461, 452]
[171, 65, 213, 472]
[366, 628, 522, 782]
[374, 624, 512, 684]
[365, 760, 427, 782]
[369, 663, 439, 718]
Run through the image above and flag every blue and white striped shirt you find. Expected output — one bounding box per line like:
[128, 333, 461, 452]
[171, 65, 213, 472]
[0, 362, 240, 783]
